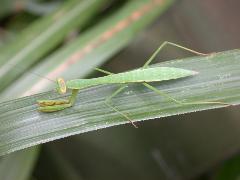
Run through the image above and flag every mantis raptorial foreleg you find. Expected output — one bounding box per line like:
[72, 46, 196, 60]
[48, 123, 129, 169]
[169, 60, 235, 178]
[143, 41, 208, 68]
[38, 89, 79, 112]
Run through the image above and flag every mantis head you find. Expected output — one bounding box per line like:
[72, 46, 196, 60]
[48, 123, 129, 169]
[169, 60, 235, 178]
[56, 78, 67, 94]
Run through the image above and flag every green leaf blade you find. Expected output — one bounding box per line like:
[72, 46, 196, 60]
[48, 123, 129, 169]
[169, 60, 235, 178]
[0, 0, 109, 91]
[0, 49, 239, 156]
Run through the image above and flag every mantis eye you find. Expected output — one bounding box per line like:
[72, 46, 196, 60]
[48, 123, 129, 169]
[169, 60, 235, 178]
[56, 78, 67, 94]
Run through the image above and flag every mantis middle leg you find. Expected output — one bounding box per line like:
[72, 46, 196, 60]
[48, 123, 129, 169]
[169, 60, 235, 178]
[95, 67, 137, 127]
[104, 84, 138, 128]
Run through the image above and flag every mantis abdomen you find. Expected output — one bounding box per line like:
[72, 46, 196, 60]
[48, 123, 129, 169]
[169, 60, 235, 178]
[66, 67, 197, 90]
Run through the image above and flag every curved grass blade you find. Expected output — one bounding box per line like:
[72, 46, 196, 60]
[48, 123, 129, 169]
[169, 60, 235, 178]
[0, 49, 239, 156]
[0, 0, 109, 92]
[0, 0, 175, 99]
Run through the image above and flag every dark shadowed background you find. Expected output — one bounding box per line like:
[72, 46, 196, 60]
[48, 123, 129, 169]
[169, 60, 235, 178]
[0, 0, 240, 180]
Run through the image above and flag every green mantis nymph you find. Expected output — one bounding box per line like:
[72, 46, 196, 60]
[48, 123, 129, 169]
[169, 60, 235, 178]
[38, 42, 228, 127]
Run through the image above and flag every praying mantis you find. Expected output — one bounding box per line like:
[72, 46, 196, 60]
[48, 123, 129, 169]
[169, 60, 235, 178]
[38, 41, 229, 127]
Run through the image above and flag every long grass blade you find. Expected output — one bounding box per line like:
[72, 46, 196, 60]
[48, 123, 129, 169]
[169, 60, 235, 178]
[0, 49, 239, 156]
[0, 0, 109, 92]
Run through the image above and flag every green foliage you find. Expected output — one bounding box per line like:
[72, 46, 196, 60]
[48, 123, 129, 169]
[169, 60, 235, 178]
[0, 50, 239, 156]
[0, 0, 176, 179]
[0, 0, 108, 91]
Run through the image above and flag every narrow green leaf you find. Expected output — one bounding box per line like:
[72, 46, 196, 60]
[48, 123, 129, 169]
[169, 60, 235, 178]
[0, 0, 109, 91]
[0, 49, 239, 156]
[1, 0, 175, 98]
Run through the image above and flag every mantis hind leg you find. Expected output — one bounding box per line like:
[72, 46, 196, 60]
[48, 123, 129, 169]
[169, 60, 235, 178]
[38, 89, 79, 112]
[104, 85, 138, 128]
[143, 41, 208, 68]
[142, 82, 229, 106]
[141, 43, 229, 107]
